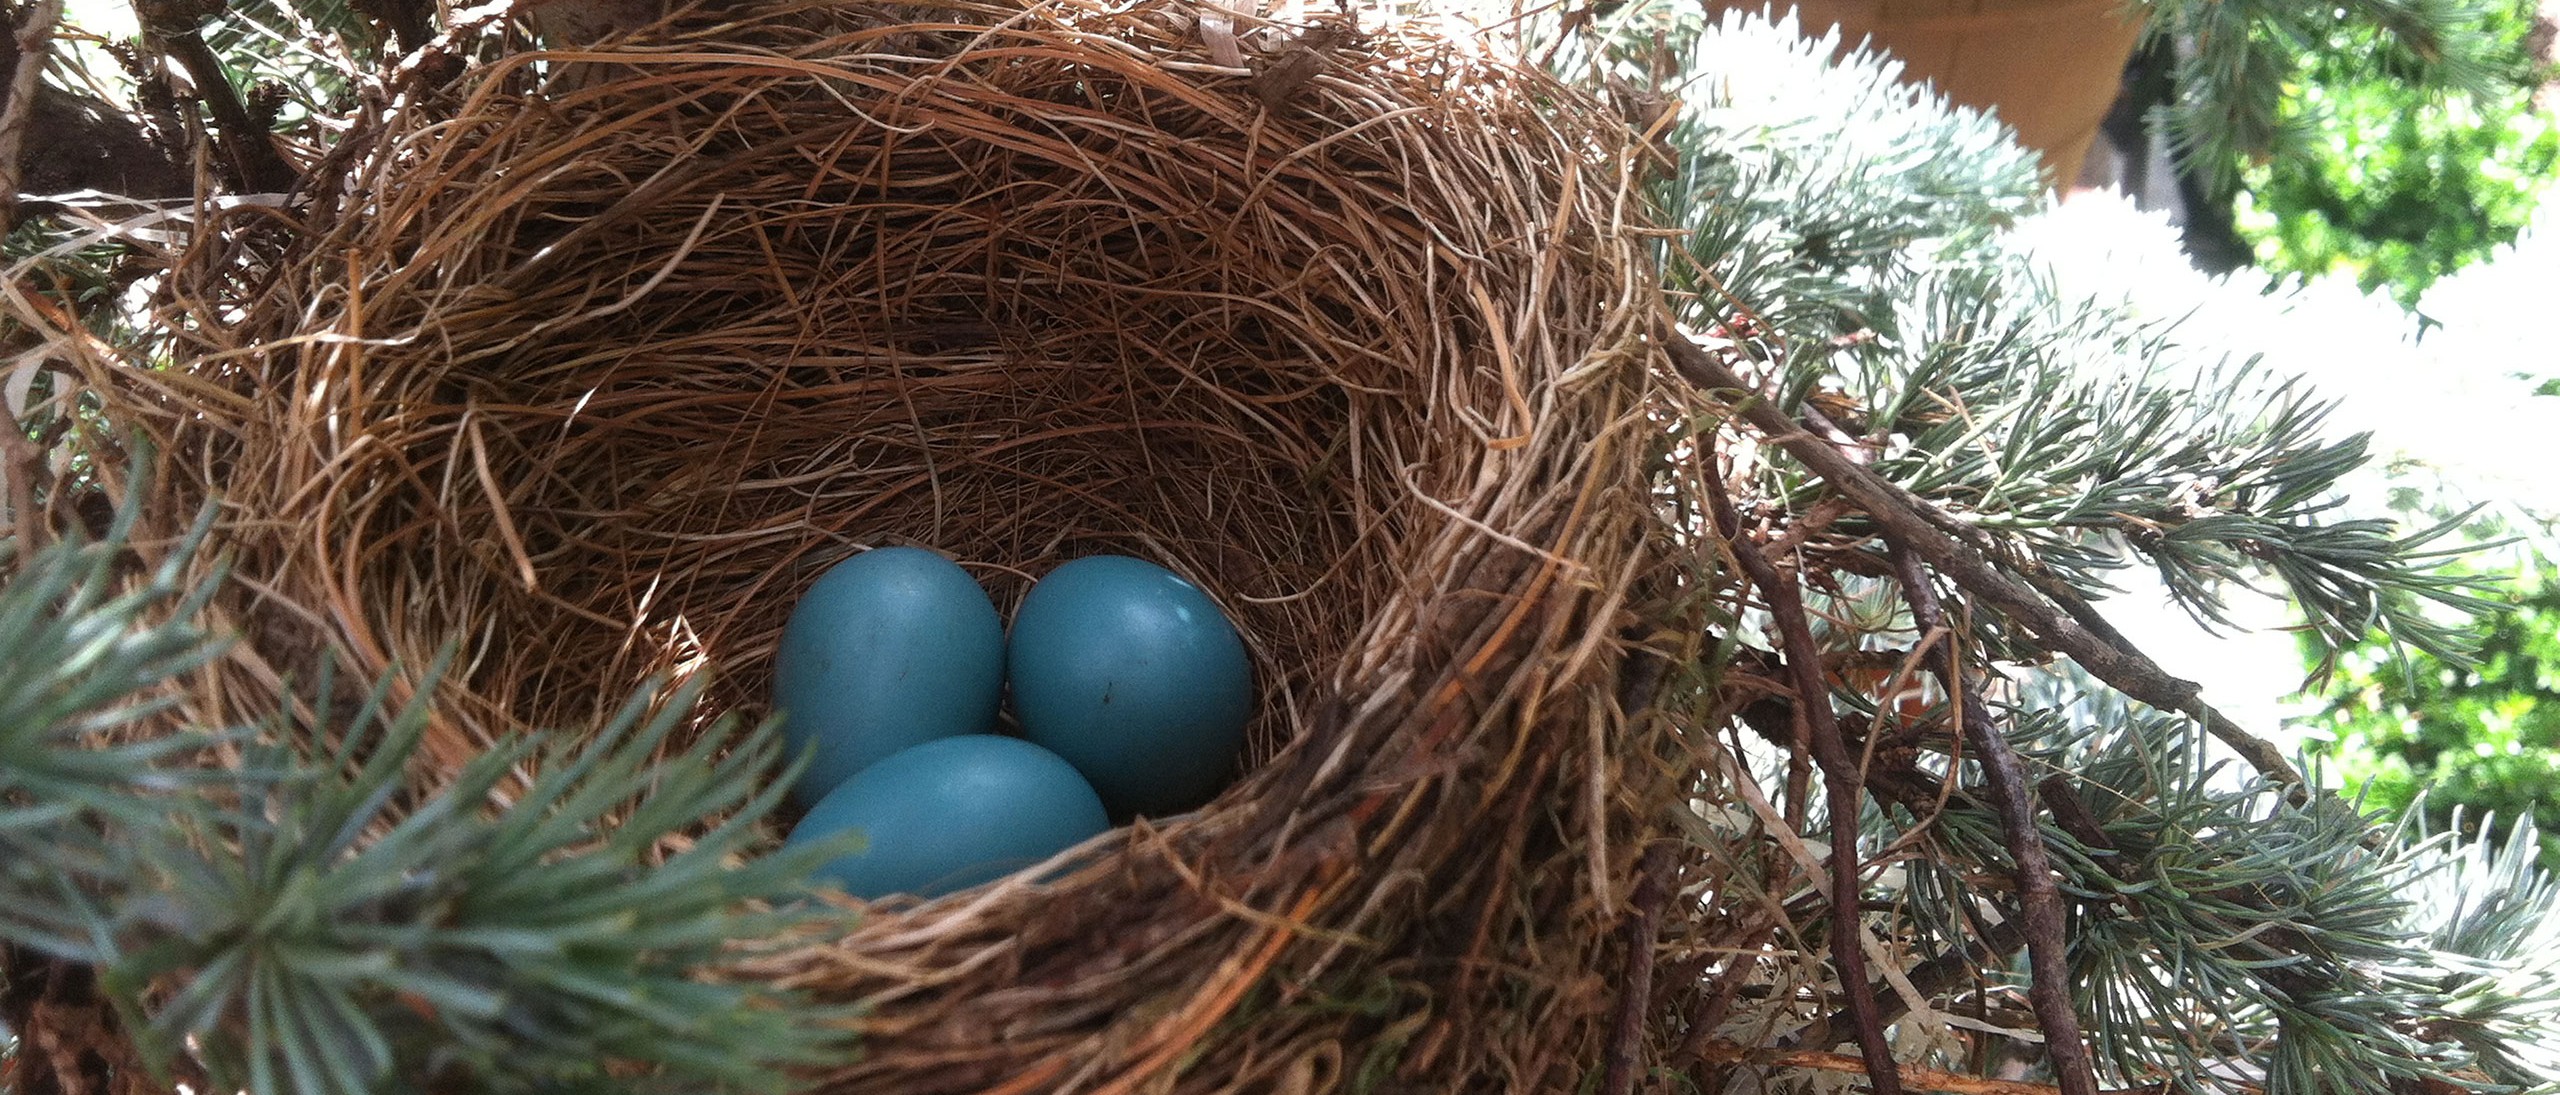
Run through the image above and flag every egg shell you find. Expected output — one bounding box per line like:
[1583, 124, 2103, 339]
[1007, 554, 1253, 818]
[771, 546, 1005, 804]
[783, 735, 1110, 899]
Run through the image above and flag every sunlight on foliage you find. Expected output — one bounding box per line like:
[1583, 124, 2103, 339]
[2231, 0, 2558, 306]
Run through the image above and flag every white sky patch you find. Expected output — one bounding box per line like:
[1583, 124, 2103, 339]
[63, 0, 138, 39]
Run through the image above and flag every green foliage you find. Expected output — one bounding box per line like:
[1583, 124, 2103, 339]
[2154, 0, 2522, 199]
[0, 502, 233, 958]
[2304, 564, 2560, 870]
[1556, 6, 2498, 674]
[1908, 705, 2559, 1093]
[2229, 0, 2559, 305]
[1545, 9, 2557, 1091]
[0, 494, 857, 1093]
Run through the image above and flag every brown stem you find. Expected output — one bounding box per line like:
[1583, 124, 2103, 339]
[1889, 545, 2101, 1095]
[1708, 474, 1905, 1095]
[0, 392, 46, 554]
[1660, 324, 2304, 789]
[154, 27, 296, 193]
[1693, 1040, 2161, 1095]
[1603, 842, 1679, 1095]
[2039, 774, 2137, 883]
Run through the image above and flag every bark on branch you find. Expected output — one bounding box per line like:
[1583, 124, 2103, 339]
[1889, 545, 2101, 1095]
[1709, 472, 1906, 1095]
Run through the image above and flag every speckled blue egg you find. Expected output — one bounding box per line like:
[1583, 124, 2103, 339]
[1007, 555, 1253, 818]
[784, 735, 1110, 899]
[771, 547, 1004, 805]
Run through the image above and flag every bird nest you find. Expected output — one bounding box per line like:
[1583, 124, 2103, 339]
[61, 0, 1705, 1089]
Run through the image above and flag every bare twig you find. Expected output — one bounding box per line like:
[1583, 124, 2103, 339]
[0, 0, 63, 235]
[1890, 544, 2101, 1095]
[1708, 473, 1905, 1095]
[1694, 1039, 2161, 1095]
[1661, 324, 2304, 788]
[1603, 841, 1678, 1095]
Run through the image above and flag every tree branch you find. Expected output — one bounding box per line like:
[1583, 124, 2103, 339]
[1889, 544, 2101, 1095]
[160, 29, 295, 193]
[0, 0, 63, 235]
[1708, 473, 1906, 1095]
[1661, 323, 2305, 788]
[133, 0, 296, 195]
[18, 83, 191, 202]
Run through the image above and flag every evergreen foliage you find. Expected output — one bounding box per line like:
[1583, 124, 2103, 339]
[2151, 0, 2522, 200]
[1555, 9, 2560, 1091]
[0, 486, 856, 1093]
[2306, 562, 2560, 870]
[2231, 0, 2558, 305]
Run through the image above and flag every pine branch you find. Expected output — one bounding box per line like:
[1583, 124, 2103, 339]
[1551, 10, 2550, 1090]
[104, 666, 858, 1094]
[1662, 324, 2307, 790]
[0, 497, 229, 847]
[0, 490, 858, 1092]
[1693, 1039, 2161, 1095]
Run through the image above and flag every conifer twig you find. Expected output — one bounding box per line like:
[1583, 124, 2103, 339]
[1889, 543, 2101, 1095]
[1708, 473, 1905, 1095]
[1662, 324, 2306, 788]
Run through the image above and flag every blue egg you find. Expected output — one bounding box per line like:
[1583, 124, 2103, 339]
[784, 735, 1109, 899]
[1007, 555, 1254, 818]
[771, 546, 1004, 804]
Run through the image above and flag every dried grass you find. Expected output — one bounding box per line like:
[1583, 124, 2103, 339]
[46, 0, 1709, 1089]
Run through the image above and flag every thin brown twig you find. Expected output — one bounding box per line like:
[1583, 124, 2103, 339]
[2039, 774, 2136, 883]
[1889, 544, 2101, 1095]
[1707, 473, 1905, 1095]
[1660, 324, 2305, 788]
[1668, 911, 1780, 1072]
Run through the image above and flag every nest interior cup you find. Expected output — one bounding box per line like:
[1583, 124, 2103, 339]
[99, 0, 1685, 1089]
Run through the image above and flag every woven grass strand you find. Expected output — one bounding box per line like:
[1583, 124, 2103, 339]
[49, 1, 1700, 1090]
